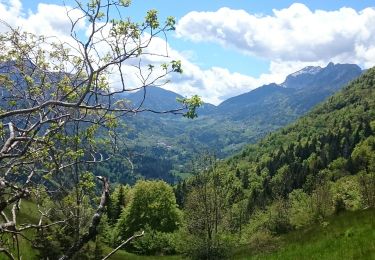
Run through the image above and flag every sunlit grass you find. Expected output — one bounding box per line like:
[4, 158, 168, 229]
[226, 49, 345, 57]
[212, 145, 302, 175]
[234, 208, 375, 260]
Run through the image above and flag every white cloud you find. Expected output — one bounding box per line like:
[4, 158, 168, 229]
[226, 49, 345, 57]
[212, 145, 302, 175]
[105, 34, 272, 105]
[22, 3, 85, 37]
[0, 0, 22, 29]
[163, 59, 332, 105]
[176, 4, 375, 68]
[0, 1, 85, 39]
[0, 2, 369, 105]
[0, 0, 266, 105]
[123, 35, 278, 105]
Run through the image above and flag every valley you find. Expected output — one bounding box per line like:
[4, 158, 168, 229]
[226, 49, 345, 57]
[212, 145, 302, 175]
[1, 1, 374, 259]
[103, 63, 363, 183]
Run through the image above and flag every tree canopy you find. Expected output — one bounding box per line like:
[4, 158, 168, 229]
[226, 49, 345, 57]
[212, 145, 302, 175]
[117, 180, 181, 239]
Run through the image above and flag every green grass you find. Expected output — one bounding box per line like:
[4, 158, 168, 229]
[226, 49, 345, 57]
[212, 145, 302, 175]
[103, 248, 183, 260]
[234, 208, 375, 260]
[1, 200, 40, 260]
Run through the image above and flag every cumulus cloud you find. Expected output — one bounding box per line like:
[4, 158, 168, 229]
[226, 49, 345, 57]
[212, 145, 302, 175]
[105, 34, 271, 105]
[0, 0, 277, 105]
[0, 0, 22, 29]
[176, 3, 375, 68]
[0, 0, 85, 39]
[166, 65, 262, 105]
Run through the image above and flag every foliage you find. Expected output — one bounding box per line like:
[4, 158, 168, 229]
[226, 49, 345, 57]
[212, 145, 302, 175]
[116, 180, 181, 244]
[288, 189, 314, 228]
[107, 184, 130, 225]
[331, 176, 363, 212]
[131, 226, 179, 255]
[180, 155, 236, 259]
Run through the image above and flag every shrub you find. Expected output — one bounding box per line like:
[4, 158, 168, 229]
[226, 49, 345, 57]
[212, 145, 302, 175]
[131, 226, 179, 255]
[288, 189, 314, 228]
[331, 176, 363, 212]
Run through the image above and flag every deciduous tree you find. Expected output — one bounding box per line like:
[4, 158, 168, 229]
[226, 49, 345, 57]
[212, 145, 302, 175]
[0, 0, 201, 258]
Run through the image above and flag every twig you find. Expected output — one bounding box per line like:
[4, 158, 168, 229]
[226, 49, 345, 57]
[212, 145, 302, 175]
[0, 247, 15, 260]
[101, 231, 145, 260]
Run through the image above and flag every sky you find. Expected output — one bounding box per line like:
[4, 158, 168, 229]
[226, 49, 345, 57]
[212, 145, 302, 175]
[1, 0, 375, 105]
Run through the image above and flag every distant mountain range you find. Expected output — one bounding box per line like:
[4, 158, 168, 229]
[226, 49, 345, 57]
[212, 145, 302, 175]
[107, 62, 363, 182]
[128, 62, 362, 118]
[0, 60, 365, 183]
[216, 62, 362, 121]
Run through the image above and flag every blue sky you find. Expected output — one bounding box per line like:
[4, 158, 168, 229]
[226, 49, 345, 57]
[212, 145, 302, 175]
[3, 0, 375, 104]
[20, 0, 374, 76]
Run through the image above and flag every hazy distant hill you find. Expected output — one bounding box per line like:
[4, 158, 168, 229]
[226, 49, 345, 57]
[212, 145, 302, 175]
[126, 87, 184, 112]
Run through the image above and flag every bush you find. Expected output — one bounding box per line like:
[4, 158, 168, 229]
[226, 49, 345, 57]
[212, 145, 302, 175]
[116, 180, 181, 240]
[246, 229, 277, 252]
[241, 199, 290, 246]
[288, 189, 314, 228]
[266, 199, 291, 234]
[180, 231, 234, 260]
[358, 171, 375, 208]
[131, 226, 178, 255]
[311, 181, 334, 221]
[331, 176, 363, 212]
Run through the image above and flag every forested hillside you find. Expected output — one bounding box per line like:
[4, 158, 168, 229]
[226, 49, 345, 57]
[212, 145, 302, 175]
[229, 65, 375, 202]
[170, 66, 375, 259]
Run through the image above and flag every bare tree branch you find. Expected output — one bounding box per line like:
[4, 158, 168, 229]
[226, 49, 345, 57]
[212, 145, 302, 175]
[101, 231, 145, 260]
[0, 247, 15, 260]
[58, 176, 109, 260]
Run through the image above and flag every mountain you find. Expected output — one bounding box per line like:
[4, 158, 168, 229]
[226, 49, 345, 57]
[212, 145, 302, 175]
[3, 61, 360, 183]
[218, 83, 293, 114]
[126, 87, 183, 112]
[125, 86, 217, 115]
[98, 63, 364, 183]
[0, 60, 365, 183]
[124, 62, 362, 123]
[216, 63, 362, 121]
[281, 62, 361, 90]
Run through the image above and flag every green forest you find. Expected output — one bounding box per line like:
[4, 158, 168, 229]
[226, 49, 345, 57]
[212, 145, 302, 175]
[0, 0, 374, 259]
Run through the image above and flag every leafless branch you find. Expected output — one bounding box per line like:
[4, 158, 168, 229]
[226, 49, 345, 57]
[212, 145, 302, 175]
[101, 230, 145, 260]
[58, 176, 109, 260]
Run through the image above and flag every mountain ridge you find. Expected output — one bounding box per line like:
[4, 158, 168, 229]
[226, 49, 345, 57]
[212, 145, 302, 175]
[126, 63, 362, 116]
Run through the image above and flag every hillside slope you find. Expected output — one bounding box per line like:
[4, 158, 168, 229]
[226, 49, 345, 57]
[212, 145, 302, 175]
[234, 209, 375, 260]
[225, 66, 375, 210]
